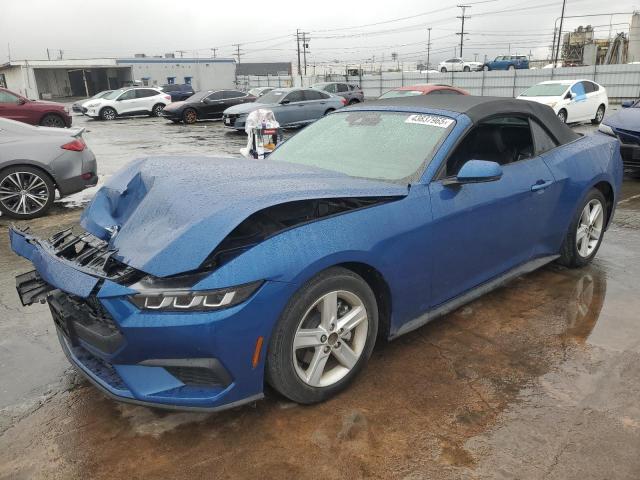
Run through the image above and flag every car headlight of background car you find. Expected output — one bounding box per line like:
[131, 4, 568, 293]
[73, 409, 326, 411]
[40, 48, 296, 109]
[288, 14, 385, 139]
[598, 124, 616, 137]
[86, 103, 100, 108]
[128, 280, 263, 311]
[546, 101, 558, 108]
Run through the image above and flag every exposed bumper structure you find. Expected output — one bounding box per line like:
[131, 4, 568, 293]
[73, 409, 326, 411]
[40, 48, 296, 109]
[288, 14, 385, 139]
[10, 227, 288, 411]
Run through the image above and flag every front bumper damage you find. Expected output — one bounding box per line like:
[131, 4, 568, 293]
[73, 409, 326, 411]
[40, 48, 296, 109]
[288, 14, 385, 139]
[9, 227, 279, 411]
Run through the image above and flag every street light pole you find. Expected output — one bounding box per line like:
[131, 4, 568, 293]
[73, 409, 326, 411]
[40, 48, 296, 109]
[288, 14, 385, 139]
[554, 0, 567, 67]
[426, 27, 432, 70]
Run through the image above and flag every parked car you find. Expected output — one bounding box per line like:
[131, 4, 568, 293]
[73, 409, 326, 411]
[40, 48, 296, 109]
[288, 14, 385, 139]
[517, 80, 608, 124]
[10, 95, 621, 411]
[0, 117, 97, 219]
[438, 58, 483, 72]
[599, 98, 640, 176]
[379, 84, 469, 99]
[162, 89, 256, 124]
[248, 87, 274, 98]
[311, 82, 364, 104]
[222, 87, 346, 130]
[159, 84, 195, 102]
[83, 87, 172, 120]
[483, 55, 529, 71]
[0, 87, 72, 128]
[71, 90, 112, 113]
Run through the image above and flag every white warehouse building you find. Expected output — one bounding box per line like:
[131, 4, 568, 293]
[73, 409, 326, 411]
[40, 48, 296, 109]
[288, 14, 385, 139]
[0, 56, 236, 99]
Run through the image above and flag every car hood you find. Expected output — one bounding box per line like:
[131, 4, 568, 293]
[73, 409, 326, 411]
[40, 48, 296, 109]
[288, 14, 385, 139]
[26, 99, 66, 110]
[164, 101, 188, 111]
[80, 156, 408, 277]
[225, 102, 276, 115]
[517, 95, 560, 105]
[604, 107, 640, 132]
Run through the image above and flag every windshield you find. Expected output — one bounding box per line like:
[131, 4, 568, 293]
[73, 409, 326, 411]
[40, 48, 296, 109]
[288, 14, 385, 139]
[269, 111, 454, 183]
[379, 89, 423, 99]
[520, 83, 569, 97]
[257, 90, 287, 104]
[103, 89, 125, 100]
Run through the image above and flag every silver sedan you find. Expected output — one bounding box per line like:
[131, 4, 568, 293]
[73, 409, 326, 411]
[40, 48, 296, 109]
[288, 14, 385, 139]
[0, 118, 98, 219]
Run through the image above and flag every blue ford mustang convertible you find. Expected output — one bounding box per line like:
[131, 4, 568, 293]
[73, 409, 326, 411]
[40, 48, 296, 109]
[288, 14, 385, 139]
[11, 96, 622, 411]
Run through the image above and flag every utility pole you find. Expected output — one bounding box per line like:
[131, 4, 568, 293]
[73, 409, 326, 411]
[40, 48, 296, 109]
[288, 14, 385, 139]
[7, 43, 10, 62]
[302, 32, 309, 75]
[426, 27, 432, 70]
[176, 50, 187, 58]
[210, 48, 217, 59]
[551, 27, 557, 63]
[46, 48, 50, 60]
[58, 49, 63, 60]
[554, 0, 567, 67]
[233, 44, 241, 64]
[296, 29, 302, 79]
[456, 5, 471, 58]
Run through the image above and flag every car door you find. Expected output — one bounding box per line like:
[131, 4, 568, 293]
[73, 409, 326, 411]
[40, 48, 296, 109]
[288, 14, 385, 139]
[0, 90, 26, 122]
[302, 89, 331, 121]
[582, 81, 602, 119]
[336, 83, 350, 101]
[115, 89, 138, 115]
[136, 89, 162, 113]
[427, 116, 557, 306]
[277, 90, 307, 126]
[201, 91, 225, 118]
[568, 81, 590, 121]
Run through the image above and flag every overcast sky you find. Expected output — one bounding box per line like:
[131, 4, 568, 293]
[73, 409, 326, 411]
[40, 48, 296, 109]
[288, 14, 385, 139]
[1, 0, 637, 66]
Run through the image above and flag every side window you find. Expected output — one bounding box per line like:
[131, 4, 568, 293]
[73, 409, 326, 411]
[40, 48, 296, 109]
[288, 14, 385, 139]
[591, 82, 599, 91]
[336, 84, 349, 92]
[442, 89, 462, 95]
[570, 82, 586, 98]
[530, 120, 559, 155]
[136, 89, 157, 98]
[206, 91, 224, 101]
[582, 81, 596, 93]
[323, 83, 336, 93]
[283, 90, 305, 103]
[222, 90, 244, 99]
[443, 116, 535, 177]
[0, 90, 19, 103]
[303, 90, 327, 101]
[118, 89, 136, 100]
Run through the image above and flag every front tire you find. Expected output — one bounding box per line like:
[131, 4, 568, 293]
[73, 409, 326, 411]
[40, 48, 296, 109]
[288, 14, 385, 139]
[151, 103, 165, 117]
[100, 107, 117, 121]
[40, 114, 65, 128]
[348, 99, 359, 105]
[483, 65, 490, 71]
[440, 67, 447, 73]
[591, 104, 605, 125]
[0, 166, 55, 219]
[324, 108, 335, 116]
[463, 66, 470, 72]
[557, 188, 607, 268]
[557, 109, 568, 123]
[508, 64, 515, 71]
[182, 108, 198, 124]
[266, 267, 378, 404]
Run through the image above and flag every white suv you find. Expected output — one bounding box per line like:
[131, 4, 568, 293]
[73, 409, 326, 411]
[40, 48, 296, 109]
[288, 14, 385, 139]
[83, 87, 172, 120]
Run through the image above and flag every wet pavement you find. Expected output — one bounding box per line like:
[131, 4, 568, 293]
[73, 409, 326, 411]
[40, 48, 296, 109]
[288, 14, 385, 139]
[0, 114, 639, 479]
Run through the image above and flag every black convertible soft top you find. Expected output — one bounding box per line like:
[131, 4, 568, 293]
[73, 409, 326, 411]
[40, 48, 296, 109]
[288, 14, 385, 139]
[367, 95, 579, 145]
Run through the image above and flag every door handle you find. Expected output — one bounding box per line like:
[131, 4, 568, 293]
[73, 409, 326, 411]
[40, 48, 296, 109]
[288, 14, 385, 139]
[531, 180, 553, 191]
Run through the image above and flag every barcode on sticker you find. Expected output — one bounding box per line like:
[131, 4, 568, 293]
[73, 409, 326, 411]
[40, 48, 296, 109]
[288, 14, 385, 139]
[405, 114, 454, 128]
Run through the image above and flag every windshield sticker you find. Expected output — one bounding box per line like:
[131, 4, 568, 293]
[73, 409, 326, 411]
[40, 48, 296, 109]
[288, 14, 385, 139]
[405, 114, 454, 128]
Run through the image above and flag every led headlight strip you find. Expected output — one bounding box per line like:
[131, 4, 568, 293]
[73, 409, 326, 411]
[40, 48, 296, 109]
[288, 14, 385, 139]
[128, 281, 263, 312]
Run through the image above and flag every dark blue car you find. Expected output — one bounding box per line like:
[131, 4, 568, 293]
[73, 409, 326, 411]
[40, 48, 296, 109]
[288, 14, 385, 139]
[599, 99, 640, 175]
[159, 83, 195, 102]
[483, 55, 529, 71]
[11, 96, 622, 412]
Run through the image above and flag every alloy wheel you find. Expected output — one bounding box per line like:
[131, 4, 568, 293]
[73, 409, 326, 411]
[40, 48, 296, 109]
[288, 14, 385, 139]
[576, 199, 604, 258]
[0, 171, 50, 216]
[41, 115, 64, 128]
[184, 110, 197, 124]
[292, 290, 368, 388]
[153, 104, 164, 116]
[558, 110, 567, 123]
[595, 106, 605, 123]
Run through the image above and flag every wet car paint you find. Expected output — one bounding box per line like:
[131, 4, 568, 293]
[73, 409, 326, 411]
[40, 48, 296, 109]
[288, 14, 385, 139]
[1, 113, 639, 478]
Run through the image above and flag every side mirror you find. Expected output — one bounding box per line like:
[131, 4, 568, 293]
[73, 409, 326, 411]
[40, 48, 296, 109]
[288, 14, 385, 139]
[570, 91, 577, 100]
[621, 100, 634, 108]
[17, 98, 26, 105]
[443, 160, 503, 186]
[280, 99, 290, 105]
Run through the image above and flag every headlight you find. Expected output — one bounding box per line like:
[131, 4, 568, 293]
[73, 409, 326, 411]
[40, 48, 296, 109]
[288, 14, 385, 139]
[598, 124, 615, 137]
[86, 103, 100, 108]
[546, 101, 558, 108]
[128, 280, 263, 312]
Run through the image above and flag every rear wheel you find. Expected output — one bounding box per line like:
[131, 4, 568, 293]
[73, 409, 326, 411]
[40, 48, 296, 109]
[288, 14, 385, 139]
[324, 108, 335, 116]
[508, 64, 515, 71]
[266, 267, 378, 404]
[463, 66, 470, 72]
[591, 104, 605, 125]
[100, 107, 117, 121]
[348, 99, 359, 105]
[483, 65, 490, 71]
[0, 166, 55, 219]
[557, 109, 567, 123]
[440, 67, 447, 73]
[40, 114, 65, 128]
[182, 108, 198, 124]
[558, 189, 607, 268]
[151, 103, 165, 117]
